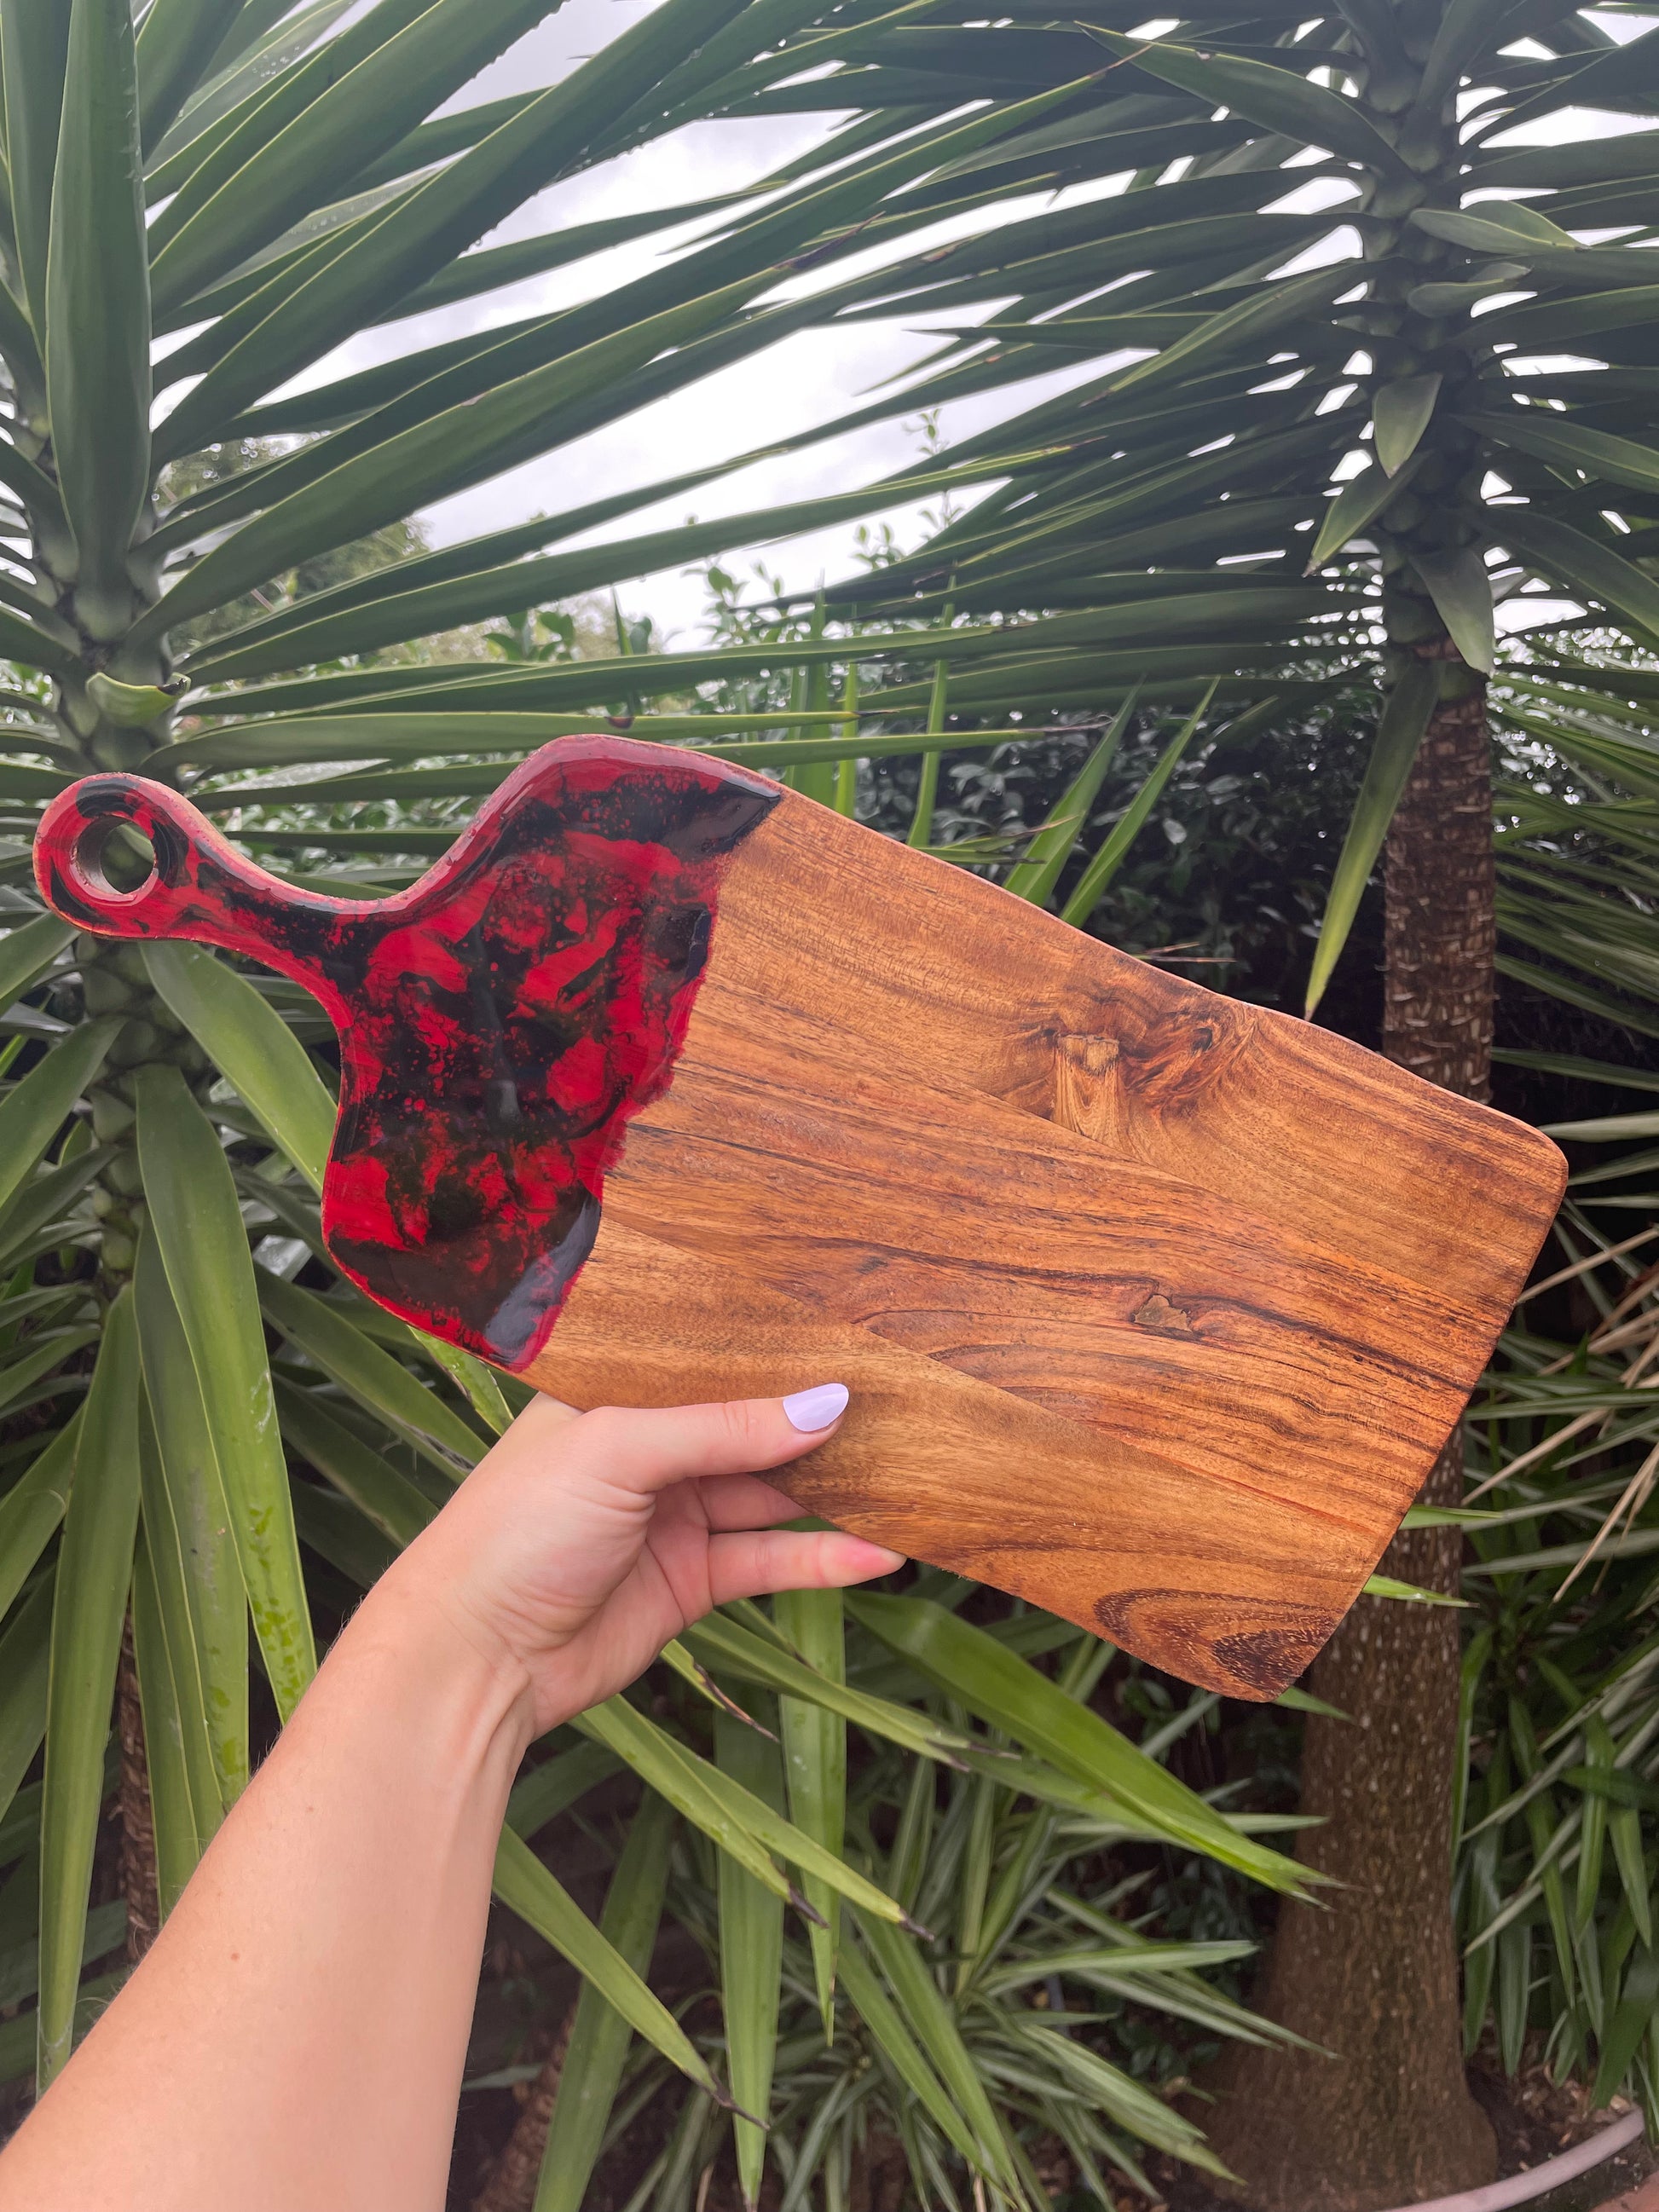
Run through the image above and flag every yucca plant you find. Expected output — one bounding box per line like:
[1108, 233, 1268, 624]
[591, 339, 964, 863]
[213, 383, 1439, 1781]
[1439, 675, 1659, 2124]
[1453, 1112, 1659, 2125]
[590, 0, 1659, 2187]
[575, 1669, 1303, 2212]
[0, 3, 1344, 2203]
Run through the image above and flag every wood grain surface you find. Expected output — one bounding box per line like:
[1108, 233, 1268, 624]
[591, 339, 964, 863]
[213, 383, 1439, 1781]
[515, 793, 1567, 1698]
[528, 1222, 1361, 1699]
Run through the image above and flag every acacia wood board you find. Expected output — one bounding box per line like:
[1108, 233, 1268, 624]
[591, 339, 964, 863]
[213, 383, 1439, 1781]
[34, 737, 1567, 1697]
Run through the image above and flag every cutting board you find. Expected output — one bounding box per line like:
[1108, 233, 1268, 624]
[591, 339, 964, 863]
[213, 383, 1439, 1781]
[34, 736, 1566, 1697]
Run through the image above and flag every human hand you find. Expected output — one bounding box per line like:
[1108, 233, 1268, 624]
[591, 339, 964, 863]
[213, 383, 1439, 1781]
[367, 1384, 902, 1736]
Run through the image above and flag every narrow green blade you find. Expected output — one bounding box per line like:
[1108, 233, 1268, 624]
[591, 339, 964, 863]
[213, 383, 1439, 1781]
[0, 1019, 119, 1220]
[134, 0, 246, 151]
[134, 1228, 248, 1812]
[1412, 547, 1494, 676]
[1061, 684, 1217, 929]
[129, 1520, 212, 1919]
[135, 1064, 315, 1720]
[0, 916, 72, 1019]
[134, 274, 773, 644]
[1374, 374, 1442, 477]
[532, 1790, 677, 2212]
[774, 1588, 847, 2042]
[581, 1696, 911, 1925]
[1502, 509, 1659, 641]
[0, 1418, 81, 1625]
[274, 1379, 436, 1551]
[44, 0, 152, 636]
[37, 1291, 142, 2090]
[255, 1270, 484, 1470]
[147, 0, 533, 311]
[1005, 686, 1140, 907]
[493, 1825, 724, 2101]
[857, 1906, 1020, 2191]
[848, 1592, 1308, 1893]
[154, 0, 754, 455]
[1305, 454, 1425, 574]
[1304, 659, 1439, 1017]
[715, 1708, 786, 2209]
[0, 1577, 55, 1831]
[142, 942, 334, 1191]
[0, 0, 73, 332]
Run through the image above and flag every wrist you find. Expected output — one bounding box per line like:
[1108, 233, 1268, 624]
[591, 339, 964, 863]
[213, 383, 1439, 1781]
[338, 1576, 540, 1785]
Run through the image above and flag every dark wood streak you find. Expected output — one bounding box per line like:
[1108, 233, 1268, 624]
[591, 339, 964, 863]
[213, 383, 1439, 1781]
[1095, 1590, 1338, 1695]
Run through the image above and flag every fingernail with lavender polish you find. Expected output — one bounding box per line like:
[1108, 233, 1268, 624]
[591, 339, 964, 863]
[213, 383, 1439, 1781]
[783, 1383, 850, 1432]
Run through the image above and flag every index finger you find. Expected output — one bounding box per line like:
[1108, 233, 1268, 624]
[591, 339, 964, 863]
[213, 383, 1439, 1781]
[560, 1383, 851, 1495]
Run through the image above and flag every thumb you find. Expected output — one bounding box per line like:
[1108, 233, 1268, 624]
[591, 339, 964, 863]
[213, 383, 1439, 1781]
[561, 1384, 851, 1496]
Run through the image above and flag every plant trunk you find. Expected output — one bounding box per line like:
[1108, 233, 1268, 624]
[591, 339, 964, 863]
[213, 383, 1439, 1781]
[1378, 670, 1497, 1100]
[469, 2001, 576, 2212]
[1206, 668, 1499, 2207]
[116, 1616, 159, 1966]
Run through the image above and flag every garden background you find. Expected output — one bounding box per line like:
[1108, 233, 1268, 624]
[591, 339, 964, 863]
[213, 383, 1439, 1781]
[0, 3, 1656, 2209]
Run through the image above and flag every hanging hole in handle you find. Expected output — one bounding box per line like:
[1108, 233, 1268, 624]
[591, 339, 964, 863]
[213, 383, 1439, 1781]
[74, 818, 159, 902]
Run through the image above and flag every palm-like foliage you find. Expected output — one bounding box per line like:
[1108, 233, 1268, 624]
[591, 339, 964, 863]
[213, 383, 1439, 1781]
[607, 1667, 1301, 2212]
[0, 3, 1338, 2201]
[696, 5, 1659, 2178]
[1454, 1113, 1659, 2122]
[693, 0, 1659, 1006]
[1494, 653, 1659, 1040]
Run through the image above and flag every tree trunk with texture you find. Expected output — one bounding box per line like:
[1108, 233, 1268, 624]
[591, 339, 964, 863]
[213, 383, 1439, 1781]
[1206, 673, 1499, 2206]
[469, 2002, 575, 2212]
[116, 1617, 159, 1966]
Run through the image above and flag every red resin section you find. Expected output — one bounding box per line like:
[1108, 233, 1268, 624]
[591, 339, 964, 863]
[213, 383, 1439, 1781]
[34, 736, 779, 1368]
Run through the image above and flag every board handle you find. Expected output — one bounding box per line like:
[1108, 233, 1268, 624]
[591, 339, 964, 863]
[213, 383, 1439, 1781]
[33, 771, 376, 979]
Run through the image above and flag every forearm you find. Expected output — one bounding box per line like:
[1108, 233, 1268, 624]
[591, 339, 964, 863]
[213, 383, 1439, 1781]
[0, 1386, 883, 2210]
[1, 1587, 533, 2212]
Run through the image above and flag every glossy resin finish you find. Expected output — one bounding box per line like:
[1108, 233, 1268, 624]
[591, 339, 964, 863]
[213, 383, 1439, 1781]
[35, 737, 779, 1366]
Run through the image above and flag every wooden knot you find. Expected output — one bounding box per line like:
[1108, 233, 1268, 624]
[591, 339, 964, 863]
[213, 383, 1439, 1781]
[1131, 1293, 1197, 1337]
[1052, 999, 1254, 1142]
[1053, 1029, 1124, 1144]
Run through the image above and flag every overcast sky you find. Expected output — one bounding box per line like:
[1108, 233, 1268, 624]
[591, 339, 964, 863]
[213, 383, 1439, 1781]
[248, 3, 1659, 646]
